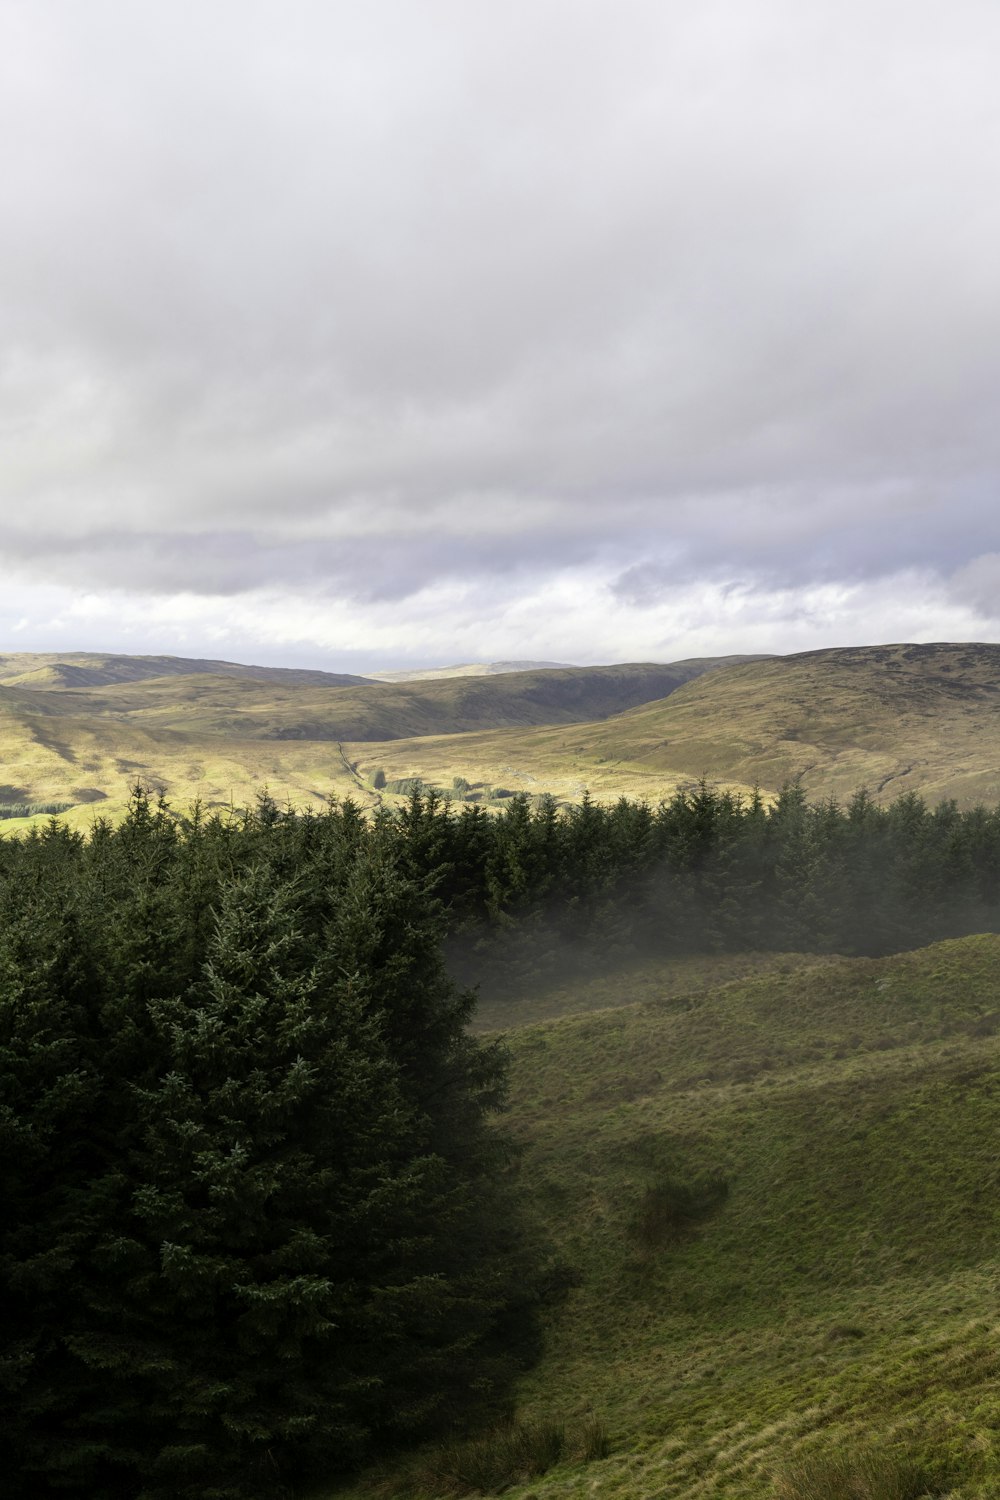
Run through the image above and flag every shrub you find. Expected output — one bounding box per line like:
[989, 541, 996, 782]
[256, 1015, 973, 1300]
[409, 1418, 566, 1495]
[631, 1173, 729, 1252]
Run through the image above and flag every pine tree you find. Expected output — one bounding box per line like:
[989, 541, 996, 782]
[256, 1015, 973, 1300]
[1, 803, 544, 1498]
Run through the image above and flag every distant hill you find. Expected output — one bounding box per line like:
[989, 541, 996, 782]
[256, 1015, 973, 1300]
[345, 641, 1000, 808]
[0, 659, 740, 741]
[0, 654, 743, 828]
[2, 642, 1000, 829]
[0, 652, 376, 691]
[368, 660, 575, 681]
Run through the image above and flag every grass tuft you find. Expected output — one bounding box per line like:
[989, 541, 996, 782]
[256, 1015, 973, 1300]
[580, 1416, 612, 1462]
[772, 1445, 943, 1500]
[402, 1418, 567, 1496]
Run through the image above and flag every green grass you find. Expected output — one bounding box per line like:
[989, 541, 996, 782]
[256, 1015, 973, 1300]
[331, 934, 1000, 1498]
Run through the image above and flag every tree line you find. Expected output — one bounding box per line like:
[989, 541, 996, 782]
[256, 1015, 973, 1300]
[385, 783, 1000, 986]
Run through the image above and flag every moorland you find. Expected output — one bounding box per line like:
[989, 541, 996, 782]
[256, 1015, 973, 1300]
[1, 641, 999, 831]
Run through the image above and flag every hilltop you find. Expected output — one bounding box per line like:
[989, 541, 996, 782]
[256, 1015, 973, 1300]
[336, 934, 1000, 1499]
[367, 660, 575, 681]
[0, 651, 375, 691]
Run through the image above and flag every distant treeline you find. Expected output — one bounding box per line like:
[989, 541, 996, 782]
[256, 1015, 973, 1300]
[0, 800, 74, 820]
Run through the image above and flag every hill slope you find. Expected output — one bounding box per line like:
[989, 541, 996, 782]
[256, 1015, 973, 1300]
[37, 659, 751, 741]
[2, 642, 1000, 828]
[347, 641, 1000, 808]
[367, 660, 575, 681]
[0, 651, 376, 691]
[0, 656, 735, 828]
[338, 934, 1000, 1499]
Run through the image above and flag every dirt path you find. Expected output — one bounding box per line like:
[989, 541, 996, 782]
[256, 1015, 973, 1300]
[336, 742, 381, 807]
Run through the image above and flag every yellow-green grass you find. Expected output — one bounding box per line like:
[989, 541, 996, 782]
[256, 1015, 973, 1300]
[0, 659, 700, 833]
[3, 642, 1000, 832]
[0, 657, 750, 832]
[335, 935, 1000, 1498]
[0, 706, 366, 834]
[348, 641, 1000, 811]
[3, 661, 710, 739]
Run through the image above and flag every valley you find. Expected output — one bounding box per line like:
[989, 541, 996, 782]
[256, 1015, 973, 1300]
[1, 642, 998, 831]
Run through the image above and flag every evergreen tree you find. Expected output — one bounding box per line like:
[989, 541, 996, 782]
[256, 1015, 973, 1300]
[1, 802, 543, 1498]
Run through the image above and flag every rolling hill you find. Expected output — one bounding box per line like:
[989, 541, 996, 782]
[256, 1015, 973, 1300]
[0, 651, 376, 691]
[335, 934, 1000, 1499]
[0, 642, 999, 830]
[367, 659, 575, 681]
[0, 654, 741, 829]
[347, 641, 1000, 809]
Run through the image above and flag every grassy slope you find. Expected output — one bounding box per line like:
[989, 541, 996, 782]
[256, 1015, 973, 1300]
[2, 642, 1000, 830]
[0, 660, 733, 830]
[367, 661, 575, 681]
[0, 651, 375, 690]
[338, 935, 1000, 1499]
[48, 661, 733, 738]
[347, 641, 1000, 809]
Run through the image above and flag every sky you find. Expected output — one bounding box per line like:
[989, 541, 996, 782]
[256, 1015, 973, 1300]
[2, 0, 1000, 671]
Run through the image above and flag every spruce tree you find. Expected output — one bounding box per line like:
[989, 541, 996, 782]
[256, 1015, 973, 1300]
[1, 803, 543, 1498]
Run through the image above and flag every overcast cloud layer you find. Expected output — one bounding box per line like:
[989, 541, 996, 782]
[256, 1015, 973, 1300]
[2, 0, 999, 668]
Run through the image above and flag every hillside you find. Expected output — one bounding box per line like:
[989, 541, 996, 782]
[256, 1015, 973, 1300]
[0, 651, 375, 691]
[347, 641, 1000, 809]
[1, 642, 1000, 830]
[0, 656, 732, 829]
[337, 934, 1000, 1499]
[34, 659, 746, 740]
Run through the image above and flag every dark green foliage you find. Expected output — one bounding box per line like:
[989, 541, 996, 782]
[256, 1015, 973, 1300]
[383, 777, 425, 796]
[0, 792, 544, 1498]
[7, 776, 1000, 1493]
[409, 782, 1000, 990]
[631, 1174, 730, 1252]
[0, 800, 75, 818]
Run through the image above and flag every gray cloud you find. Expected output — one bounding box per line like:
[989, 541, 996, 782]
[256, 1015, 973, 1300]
[2, 0, 999, 658]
